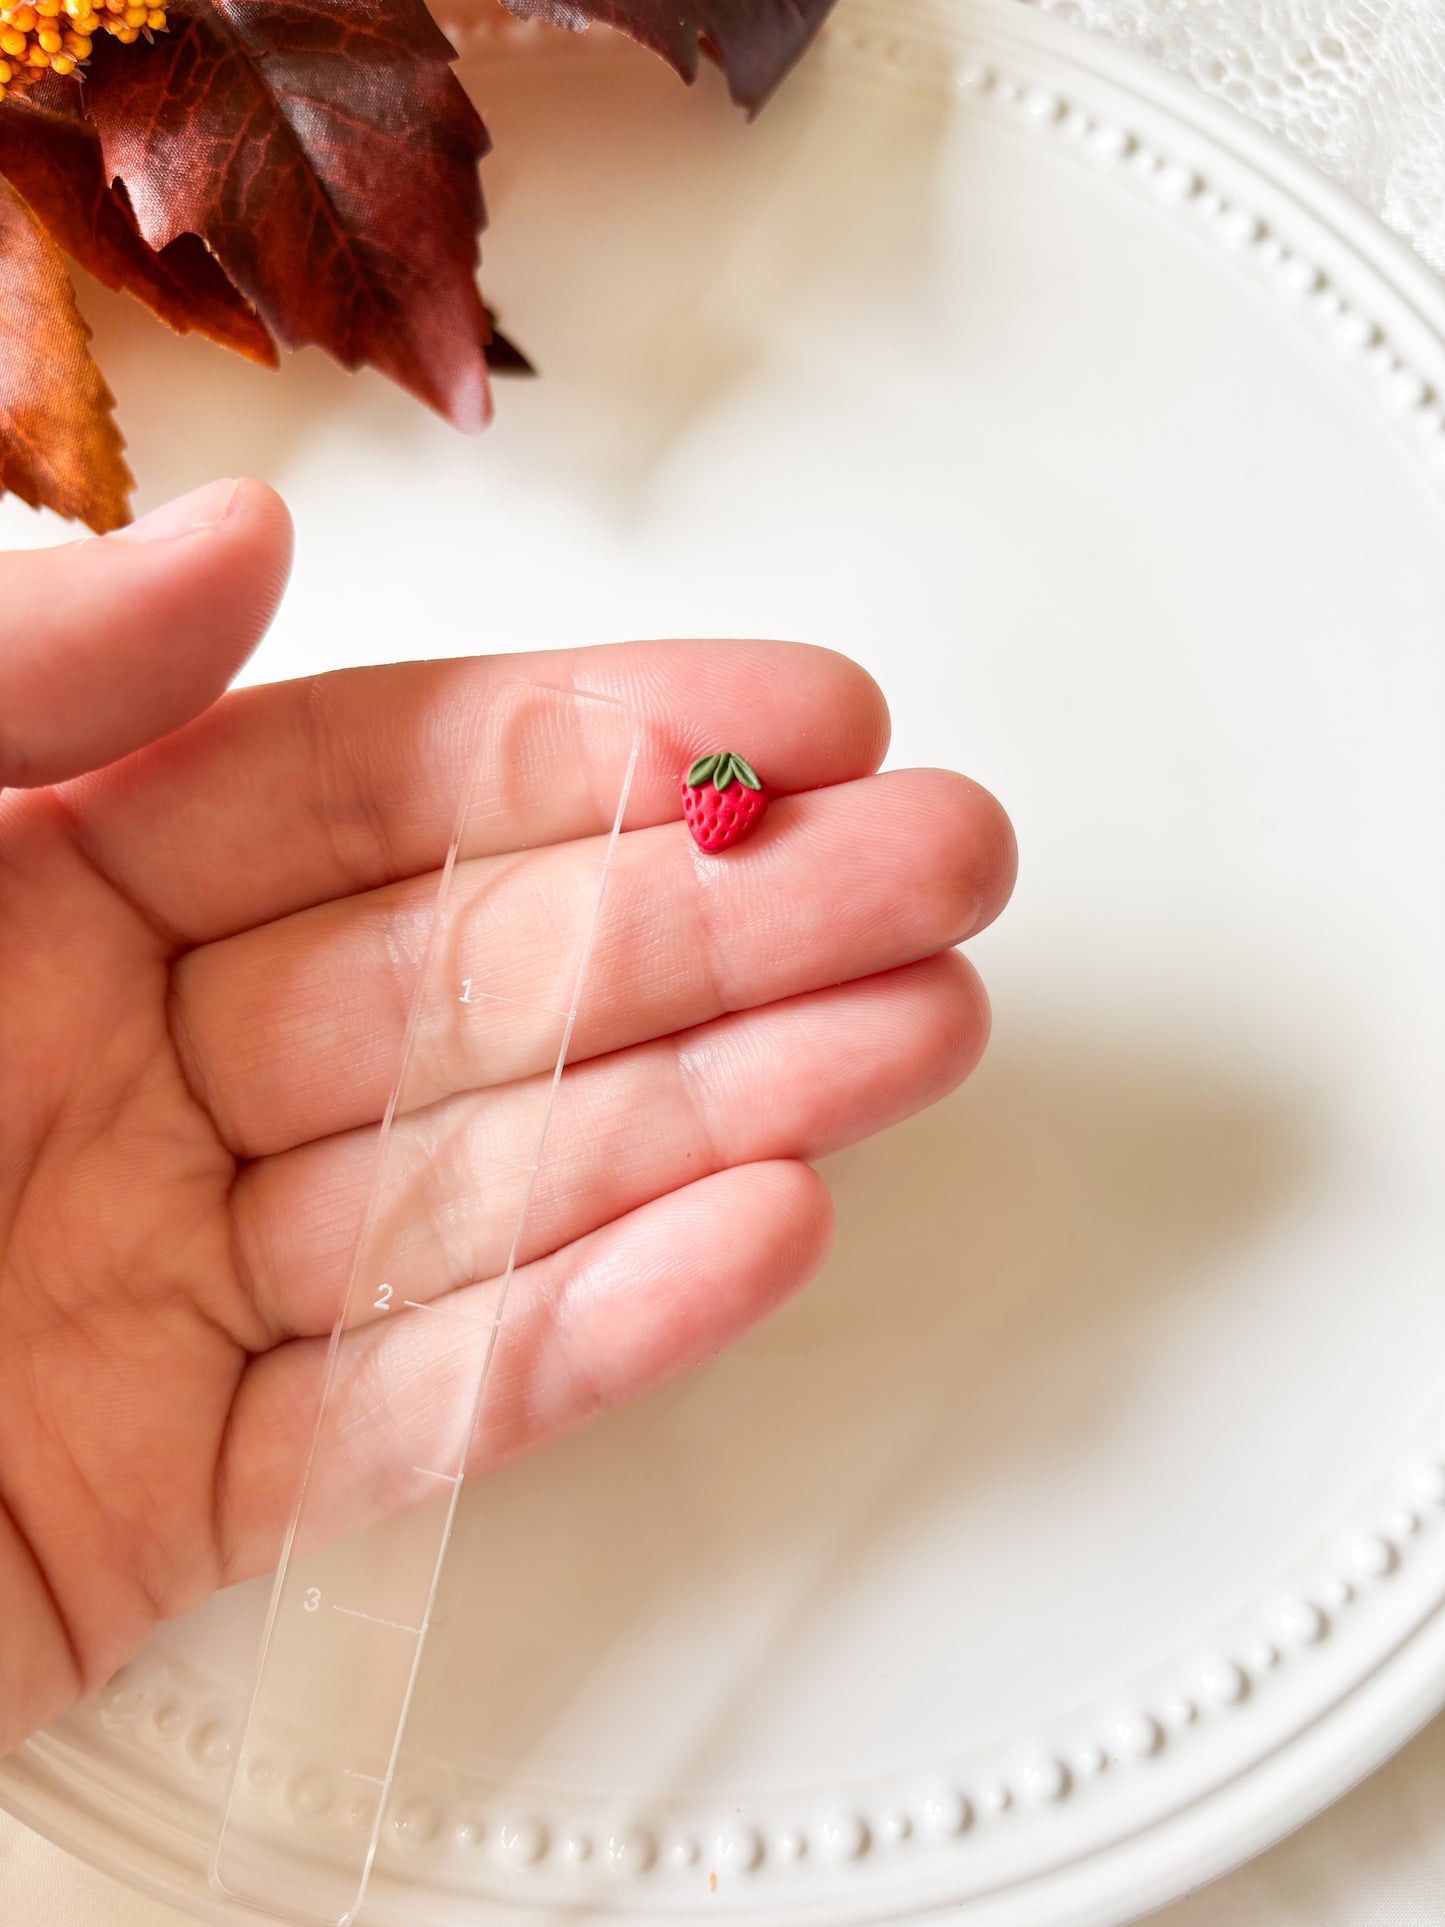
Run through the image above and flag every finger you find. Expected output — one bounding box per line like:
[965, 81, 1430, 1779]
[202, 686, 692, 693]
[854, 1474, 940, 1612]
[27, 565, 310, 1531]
[229, 953, 986, 1342]
[176, 768, 1016, 1157]
[215, 1160, 832, 1582]
[0, 479, 292, 789]
[65, 638, 889, 943]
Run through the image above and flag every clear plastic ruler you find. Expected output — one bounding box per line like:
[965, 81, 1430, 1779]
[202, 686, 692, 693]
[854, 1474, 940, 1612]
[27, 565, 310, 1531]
[212, 680, 641, 1925]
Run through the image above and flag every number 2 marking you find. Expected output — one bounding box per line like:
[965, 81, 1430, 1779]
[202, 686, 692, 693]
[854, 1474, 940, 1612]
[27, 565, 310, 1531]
[374, 1282, 393, 1313]
[303, 1587, 321, 1613]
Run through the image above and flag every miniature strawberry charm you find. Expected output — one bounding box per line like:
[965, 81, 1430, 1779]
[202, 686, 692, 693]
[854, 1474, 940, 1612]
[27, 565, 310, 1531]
[680, 751, 767, 853]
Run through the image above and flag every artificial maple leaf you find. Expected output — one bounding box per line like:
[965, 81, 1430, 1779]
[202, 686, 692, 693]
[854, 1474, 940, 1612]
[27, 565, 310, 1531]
[482, 306, 534, 375]
[501, 0, 836, 111]
[0, 86, 277, 368]
[85, 0, 493, 431]
[0, 172, 131, 532]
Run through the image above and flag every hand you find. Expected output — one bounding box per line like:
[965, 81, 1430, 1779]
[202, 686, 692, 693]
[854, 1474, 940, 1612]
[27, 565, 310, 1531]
[0, 479, 1016, 1752]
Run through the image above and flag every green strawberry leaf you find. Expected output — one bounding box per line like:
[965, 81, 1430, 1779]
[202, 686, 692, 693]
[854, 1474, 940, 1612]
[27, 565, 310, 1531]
[713, 754, 738, 791]
[730, 754, 762, 791]
[686, 753, 721, 788]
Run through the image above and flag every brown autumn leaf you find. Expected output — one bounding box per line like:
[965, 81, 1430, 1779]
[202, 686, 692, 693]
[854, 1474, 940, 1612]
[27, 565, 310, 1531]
[0, 0, 823, 527]
[500, 0, 836, 111]
[85, 0, 494, 431]
[0, 86, 277, 368]
[482, 306, 534, 375]
[0, 172, 132, 532]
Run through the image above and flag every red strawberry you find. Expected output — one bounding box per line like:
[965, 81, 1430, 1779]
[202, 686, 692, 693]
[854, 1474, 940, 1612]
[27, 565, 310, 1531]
[680, 751, 767, 853]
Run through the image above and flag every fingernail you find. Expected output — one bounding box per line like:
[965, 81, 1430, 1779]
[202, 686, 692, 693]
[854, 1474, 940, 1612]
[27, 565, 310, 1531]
[107, 477, 243, 544]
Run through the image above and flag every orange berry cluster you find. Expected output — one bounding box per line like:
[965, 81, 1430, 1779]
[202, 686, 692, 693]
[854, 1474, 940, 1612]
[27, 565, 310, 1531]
[0, 0, 166, 101]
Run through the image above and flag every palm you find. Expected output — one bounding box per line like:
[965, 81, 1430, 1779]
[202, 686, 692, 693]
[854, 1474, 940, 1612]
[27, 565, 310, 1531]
[0, 835, 245, 1722]
[0, 489, 1013, 1756]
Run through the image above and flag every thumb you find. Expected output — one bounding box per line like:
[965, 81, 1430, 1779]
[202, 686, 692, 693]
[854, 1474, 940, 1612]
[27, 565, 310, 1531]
[0, 477, 293, 789]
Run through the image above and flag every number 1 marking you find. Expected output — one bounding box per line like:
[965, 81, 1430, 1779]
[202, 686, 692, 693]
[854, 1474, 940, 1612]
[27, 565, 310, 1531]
[459, 979, 473, 1003]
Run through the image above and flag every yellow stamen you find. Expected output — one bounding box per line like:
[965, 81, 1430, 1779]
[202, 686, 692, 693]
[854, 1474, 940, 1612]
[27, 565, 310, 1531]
[0, 0, 162, 90]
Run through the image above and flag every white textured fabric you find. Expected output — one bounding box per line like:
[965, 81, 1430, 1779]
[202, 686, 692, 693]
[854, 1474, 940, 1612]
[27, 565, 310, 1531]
[5, 1713, 1445, 1923]
[1020, 0, 1445, 272]
[0, 1812, 194, 1925]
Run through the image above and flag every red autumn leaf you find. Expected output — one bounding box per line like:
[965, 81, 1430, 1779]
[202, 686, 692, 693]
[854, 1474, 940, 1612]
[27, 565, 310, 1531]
[501, 0, 836, 111]
[0, 172, 132, 531]
[85, 0, 493, 430]
[0, 86, 277, 368]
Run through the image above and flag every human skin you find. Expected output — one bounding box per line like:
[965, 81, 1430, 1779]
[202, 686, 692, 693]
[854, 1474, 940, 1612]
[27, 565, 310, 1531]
[0, 477, 1016, 1753]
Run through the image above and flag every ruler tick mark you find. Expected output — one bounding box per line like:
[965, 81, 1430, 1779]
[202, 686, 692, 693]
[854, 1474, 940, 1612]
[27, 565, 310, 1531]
[412, 1465, 463, 1485]
[330, 1604, 423, 1637]
[403, 1298, 498, 1332]
[459, 988, 572, 1020]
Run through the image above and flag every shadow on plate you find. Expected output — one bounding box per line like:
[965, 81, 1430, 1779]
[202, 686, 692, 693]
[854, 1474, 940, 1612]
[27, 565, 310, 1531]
[425, 1027, 1313, 1779]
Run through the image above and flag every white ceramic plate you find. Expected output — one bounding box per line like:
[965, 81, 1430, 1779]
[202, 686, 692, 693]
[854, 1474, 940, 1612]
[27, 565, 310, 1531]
[3, 2, 1445, 1922]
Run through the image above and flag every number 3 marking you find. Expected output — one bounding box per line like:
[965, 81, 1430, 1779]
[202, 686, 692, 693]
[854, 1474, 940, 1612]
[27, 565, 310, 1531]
[303, 1587, 321, 1613]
